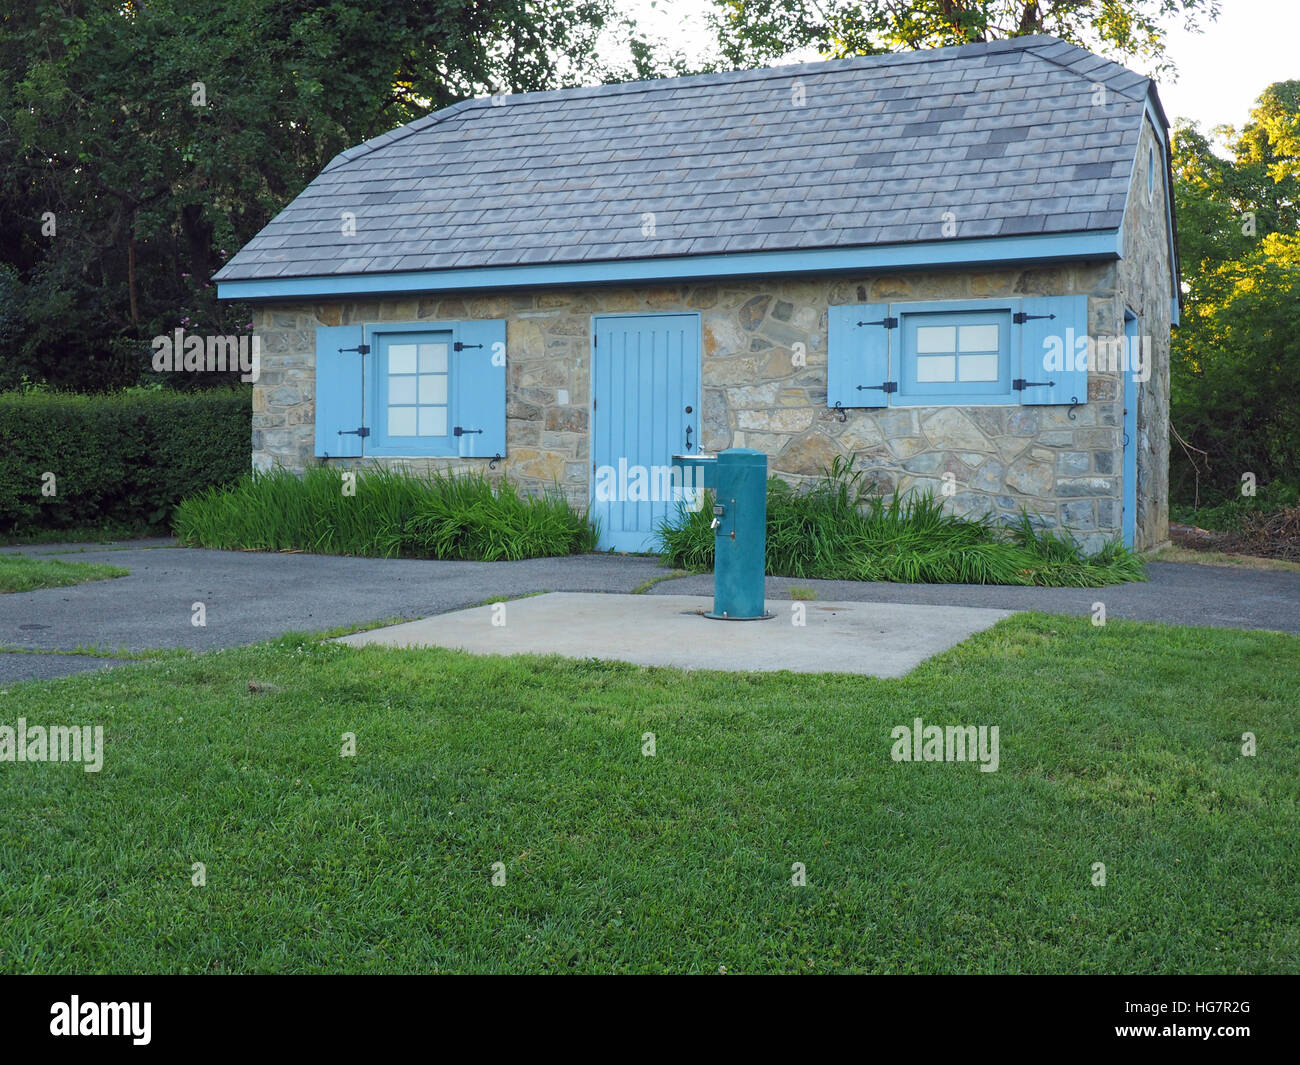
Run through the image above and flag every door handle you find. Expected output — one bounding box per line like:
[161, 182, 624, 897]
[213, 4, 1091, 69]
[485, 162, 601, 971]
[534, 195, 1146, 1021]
[685, 425, 694, 451]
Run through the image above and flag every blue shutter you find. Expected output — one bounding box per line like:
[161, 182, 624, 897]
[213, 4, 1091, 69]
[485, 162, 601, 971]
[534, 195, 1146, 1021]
[453, 319, 507, 458]
[828, 303, 894, 409]
[314, 325, 366, 457]
[1016, 295, 1089, 407]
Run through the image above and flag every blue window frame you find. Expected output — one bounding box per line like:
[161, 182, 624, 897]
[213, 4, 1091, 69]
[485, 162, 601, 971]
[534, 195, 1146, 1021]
[372, 330, 455, 455]
[897, 309, 1013, 402]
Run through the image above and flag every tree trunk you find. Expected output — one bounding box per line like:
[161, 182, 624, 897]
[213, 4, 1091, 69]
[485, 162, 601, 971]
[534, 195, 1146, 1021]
[127, 235, 139, 326]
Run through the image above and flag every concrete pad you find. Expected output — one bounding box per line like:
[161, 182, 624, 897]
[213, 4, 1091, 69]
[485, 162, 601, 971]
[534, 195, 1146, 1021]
[336, 592, 1016, 677]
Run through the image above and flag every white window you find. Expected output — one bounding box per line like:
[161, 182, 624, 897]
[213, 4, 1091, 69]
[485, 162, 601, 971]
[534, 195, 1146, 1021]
[385, 340, 449, 438]
[899, 310, 1012, 400]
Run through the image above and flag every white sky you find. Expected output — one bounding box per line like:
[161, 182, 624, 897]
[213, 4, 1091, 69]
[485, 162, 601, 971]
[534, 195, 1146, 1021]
[1157, 0, 1299, 132]
[616, 0, 1300, 133]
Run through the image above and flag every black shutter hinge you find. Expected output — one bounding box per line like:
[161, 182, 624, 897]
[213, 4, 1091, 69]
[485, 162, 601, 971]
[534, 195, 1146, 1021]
[338, 427, 370, 438]
[857, 317, 898, 329]
[453, 426, 483, 437]
[857, 381, 897, 394]
[338, 343, 370, 355]
[1012, 312, 1056, 325]
[1013, 378, 1056, 391]
[453, 341, 483, 352]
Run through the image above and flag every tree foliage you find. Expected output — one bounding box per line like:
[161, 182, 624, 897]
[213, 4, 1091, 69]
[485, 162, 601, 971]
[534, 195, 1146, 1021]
[708, 0, 1219, 72]
[1171, 82, 1300, 503]
[0, 0, 617, 389]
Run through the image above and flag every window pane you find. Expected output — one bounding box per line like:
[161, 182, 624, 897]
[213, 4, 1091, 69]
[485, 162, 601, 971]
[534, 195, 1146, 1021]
[388, 375, 417, 404]
[418, 406, 447, 437]
[958, 324, 999, 352]
[959, 353, 1000, 382]
[389, 344, 418, 374]
[388, 406, 418, 436]
[915, 355, 956, 383]
[419, 343, 449, 373]
[915, 326, 956, 354]
[418, 374, 447, 405]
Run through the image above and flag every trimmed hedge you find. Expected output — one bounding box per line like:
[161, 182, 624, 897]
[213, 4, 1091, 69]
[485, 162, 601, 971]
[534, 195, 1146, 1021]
[0, 389, 250, 535]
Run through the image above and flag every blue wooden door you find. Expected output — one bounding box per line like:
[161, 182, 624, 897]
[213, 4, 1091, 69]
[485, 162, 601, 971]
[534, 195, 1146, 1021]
[590, 314, 702, 552]
[1122, 311, 1139, 548]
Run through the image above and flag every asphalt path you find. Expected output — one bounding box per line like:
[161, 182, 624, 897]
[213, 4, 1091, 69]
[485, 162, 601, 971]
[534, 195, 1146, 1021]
[2, 539, 1296, 682]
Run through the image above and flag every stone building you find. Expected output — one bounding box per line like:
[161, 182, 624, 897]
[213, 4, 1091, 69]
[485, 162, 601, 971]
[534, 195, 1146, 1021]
[215, 35, 1178, 553]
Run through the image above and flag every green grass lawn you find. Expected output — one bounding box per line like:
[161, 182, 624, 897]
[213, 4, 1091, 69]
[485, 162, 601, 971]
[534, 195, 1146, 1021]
[0, 555, 128, 593]
[0, 613, 1295, 974]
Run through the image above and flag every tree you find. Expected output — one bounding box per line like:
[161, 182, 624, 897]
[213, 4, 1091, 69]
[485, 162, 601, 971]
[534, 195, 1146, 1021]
[0, 0, 618, 390]
[708, 0, 1219, 73]
[1170, 83, 1300, 501]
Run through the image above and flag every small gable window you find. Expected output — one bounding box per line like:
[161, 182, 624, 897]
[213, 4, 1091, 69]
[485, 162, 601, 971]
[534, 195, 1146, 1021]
[1148, 147, 1155, 199]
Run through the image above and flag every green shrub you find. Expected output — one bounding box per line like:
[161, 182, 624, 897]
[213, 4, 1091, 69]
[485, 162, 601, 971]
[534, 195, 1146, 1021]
[174, 466, 598, 560]
[0, 388, 250, 536]
[658, 456, 1146, 587]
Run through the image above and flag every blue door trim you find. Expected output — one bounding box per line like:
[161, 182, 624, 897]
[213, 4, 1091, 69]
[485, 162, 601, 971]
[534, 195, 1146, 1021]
[1122, 309, 1139, 548]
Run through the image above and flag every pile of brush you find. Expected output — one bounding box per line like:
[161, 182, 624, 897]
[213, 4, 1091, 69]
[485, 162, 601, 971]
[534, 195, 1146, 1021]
[1231, 506, 1300, 561]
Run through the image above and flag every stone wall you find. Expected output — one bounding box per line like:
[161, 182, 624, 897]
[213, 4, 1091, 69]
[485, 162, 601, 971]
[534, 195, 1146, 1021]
[253, 189, 1174, 553]
[1115, 116, 1175, 550]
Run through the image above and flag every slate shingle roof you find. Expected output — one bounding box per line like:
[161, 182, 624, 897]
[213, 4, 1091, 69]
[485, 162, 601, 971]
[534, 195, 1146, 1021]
[215, 35, 1158, 283]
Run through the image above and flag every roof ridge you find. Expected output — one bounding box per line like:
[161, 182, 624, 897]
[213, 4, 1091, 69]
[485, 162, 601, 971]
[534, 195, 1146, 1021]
[1021, 36, 1150, 100]
[322, 97, 484, 174]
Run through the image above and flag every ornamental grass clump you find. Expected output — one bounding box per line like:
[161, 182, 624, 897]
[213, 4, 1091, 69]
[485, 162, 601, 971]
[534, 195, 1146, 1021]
[174, 467, 597, 560]
[658, 455, 1146, 587]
